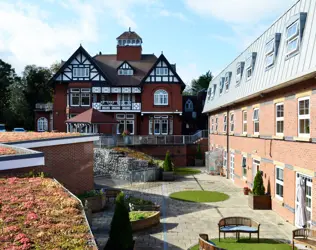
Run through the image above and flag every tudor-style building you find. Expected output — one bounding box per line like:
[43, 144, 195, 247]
[36, 29, 185, 135]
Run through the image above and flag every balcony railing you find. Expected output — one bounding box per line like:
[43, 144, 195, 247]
[35, 103, 53, 111]
[92, 101, 141, 112]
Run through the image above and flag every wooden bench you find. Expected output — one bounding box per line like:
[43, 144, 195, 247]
[292, 228, 316, 250]
[218, 217, 260, 242]
[199, 234, 226, 250]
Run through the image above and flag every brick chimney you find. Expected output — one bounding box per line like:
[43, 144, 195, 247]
[116, 28, 142, 61]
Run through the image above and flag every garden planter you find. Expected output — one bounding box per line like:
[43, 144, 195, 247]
[129, 203, 160, 212]
[195, 159, 204, 166]
[130, 211, 160, 232]
[162, 171, 175, 181]
[83, 195, 106, 213]
[248, 194, 271, 210]
[243, 187, 249, 195]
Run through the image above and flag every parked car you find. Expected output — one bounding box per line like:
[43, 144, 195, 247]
[0, 124, 6, 132]
[13, 128, 26, 132]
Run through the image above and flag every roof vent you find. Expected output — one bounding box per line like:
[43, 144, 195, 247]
[99, 51, 102, 55]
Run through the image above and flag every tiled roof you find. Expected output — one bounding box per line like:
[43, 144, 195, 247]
[93, 54, 157, 86]
[116, 31, 142, 41]
[65, 108, 118, 124]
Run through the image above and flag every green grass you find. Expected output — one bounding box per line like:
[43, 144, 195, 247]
[129, 211, 156, 221]
[190, 238, 296, 250]
[169, 190, 229, 202]
[174, 168, 201, 176]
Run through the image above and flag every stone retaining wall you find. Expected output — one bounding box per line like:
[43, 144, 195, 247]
[94, 148, 160, 182]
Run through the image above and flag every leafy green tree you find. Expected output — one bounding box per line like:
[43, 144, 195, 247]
[50, 61, 62, 74]
[190, 70, 213, 95]
[105, 192, 133, 250]
[163, 151, 173, 172]
[253, 171, 265, 195]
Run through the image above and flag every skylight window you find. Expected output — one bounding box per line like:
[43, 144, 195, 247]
[219, 77, 225, 95]
[211, 84, 217, 98]
[245, 53, 256, 81]
[224, 72, 231, 91]
[236, 62, 244, 85]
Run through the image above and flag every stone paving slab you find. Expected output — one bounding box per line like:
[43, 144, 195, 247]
[92, 169, 296, 250]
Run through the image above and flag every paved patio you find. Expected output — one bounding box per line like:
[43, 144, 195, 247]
[92, 169, 296, 250]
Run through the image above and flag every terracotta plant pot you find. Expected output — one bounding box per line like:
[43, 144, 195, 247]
[243, 187, 249, 195]
[248, 194, 271, 210]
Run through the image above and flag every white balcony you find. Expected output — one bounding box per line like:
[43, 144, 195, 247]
[92, 101, 141, 112]
[35, 103, 53, 111]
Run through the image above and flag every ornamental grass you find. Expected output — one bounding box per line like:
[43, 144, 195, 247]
[0, 132, 80, 143]
[0, 147, 16, 156]
[0, 177, 93, 249]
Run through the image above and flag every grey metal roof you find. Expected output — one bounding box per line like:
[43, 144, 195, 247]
[203, 0, 316, 113]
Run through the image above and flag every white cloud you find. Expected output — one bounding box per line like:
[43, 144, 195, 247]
[184, 0, 295, 24]
[159, 9, 189, 22]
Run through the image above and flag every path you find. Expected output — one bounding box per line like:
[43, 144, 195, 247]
[92, 169, 296, 249]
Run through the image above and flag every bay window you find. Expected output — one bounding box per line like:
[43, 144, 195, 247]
[298, 97, 310, 137]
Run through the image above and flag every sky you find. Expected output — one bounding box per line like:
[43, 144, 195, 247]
[0, 0, 296, 87]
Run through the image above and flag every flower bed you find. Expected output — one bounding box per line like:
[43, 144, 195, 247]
[129, 211, 160, 232]
[112, 147, 154, 162]
[0, 146, 16, 156]
[0, 132, 80, 143]
[0, 177, 94, 249]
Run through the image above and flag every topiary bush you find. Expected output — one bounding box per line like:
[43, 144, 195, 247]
[163, 151, 173, 172]
[196, 144, 203, 160]
[252, 171, 265, 195]
[104, 192, 134, 250]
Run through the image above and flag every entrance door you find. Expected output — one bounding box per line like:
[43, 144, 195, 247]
[252, 159, 260, 183]
[230, 153, 235, 181]
[295, 173, 312, 228]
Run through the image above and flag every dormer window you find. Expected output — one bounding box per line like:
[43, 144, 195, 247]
[219, 77, 225, 95]
[245, 52, 256, 81]
[118, 62, 134, 76]
[211, 84, 217, 99]
[224, 72, 232, 91]
[285, 13, 307, 59]
[265, 33, 281, 70]
[236, 62, 244, 85]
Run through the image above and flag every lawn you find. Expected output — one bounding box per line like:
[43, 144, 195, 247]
[0, 177, 94, 249]
[190, 238, 296, 250]
[129, 211, 156, 221]
[0, 132, 80, 143]
[169, 190, 229, 202]
[0, 146, 16, 155]
[174, 167, 201, 176]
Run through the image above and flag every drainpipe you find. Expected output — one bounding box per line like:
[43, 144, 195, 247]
[226, 107, 229, 179]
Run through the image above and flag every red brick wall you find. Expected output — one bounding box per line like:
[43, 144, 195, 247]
[0, 142, 94, 195]
[53, 84, 68, 132]
[208, 78, 316, 225]
[117, 46, 142, 61]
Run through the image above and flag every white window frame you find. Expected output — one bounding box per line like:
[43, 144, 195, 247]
[236, 63, 242, 84]
[230, 113, 234, 133]
[242, 111, 247, 134]
[224, 73, 230, 92]
[154, 89, 168, 106]
[116, 114, 135, 135]
[242, 156, 247, 179]
[223, 151, 227, 169]
[37, 117, 48, 132]
[211, 118, 214, 132]
[223, 114, 227, 132]
[286, 20, 300, 56]
[230, 153, 235, 181]
[245, 55, 253, 81]
[156, 68, 168, 76]
[265, 38, 275, 68]
[276, 103, 284, 136]
[298, 96, 310, 138]
[185, 99, 194, 111]
[149, 117, 153, 135]
[275, 165, 284, 200]
[215, 117, 218, 132]
[80, 88, 91, 107]
[253, 108, 259, 134]
[70, 88, 80, 107]
[219, 78, 224, 95]
[73, 67, 89, 77]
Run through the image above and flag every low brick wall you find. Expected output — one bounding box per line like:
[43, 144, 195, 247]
[131, 211, 160, 232]
[0, 141, 95, 195]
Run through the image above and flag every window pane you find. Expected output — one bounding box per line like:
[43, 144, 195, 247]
[287, 21, 298, 39]
[81, 93, 90, 106]
[254, 122, 259, 133]
[265, 39, 275, 54]
[277, 121, 284, 133]
[243, 123, 247, 132]
[162, 120, 168, 134]
[287, 37, 299, 53]
[300, 119, 310, 134]
[118, 122, 124, 134]
[126, 121, 134, 134]
[277, 104, 284, 117]
[71, 94, 80, 105]
[276, 183, 283, 197]
[154, 120, 160, 134]
[299, 100, 309, 115]
[243, 112, 247, 120]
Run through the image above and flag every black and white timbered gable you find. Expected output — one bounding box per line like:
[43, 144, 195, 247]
[52, 45, 109, 83]
[117, 61, 134, 75]
[142, 54, 185, 87]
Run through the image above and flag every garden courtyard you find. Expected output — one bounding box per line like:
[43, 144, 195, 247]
[92, 168, 296, 250]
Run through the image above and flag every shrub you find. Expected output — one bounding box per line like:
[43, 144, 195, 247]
[195, 144, 203, 160]
[104, 192, 133, 250]
[252, 171, 265, 195]
[125, 196, 154, 206]
[77, 190, 104, 200]
[163, 151, 173, 172]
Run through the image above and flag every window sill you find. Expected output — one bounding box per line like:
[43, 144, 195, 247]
[154, 104, 169, 107]
[240, 133, 247, 137]
[293, 136, 311, 142]
[252, 134, 260, 138]
[273, 135, 284, 140]
[222, 132, 227, 135]
[229, 132, 234, 136]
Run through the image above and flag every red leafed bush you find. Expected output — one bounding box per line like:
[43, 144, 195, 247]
[0, 132, 80, 143]
[0, 147, 16, 155]
[0, 177, 93, 249]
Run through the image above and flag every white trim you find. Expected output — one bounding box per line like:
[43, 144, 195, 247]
[230, 152, 235, 181]
[0, 156, 45, 170]
[141, 111, 182, 114]
[276, 103, 284, 136]
[298, 96, 310, 138]
[242, 110, 247, 134]
[253, 108, 259, 134]
[7, 135, 100, 149]
[275, 165, 284, 201]
[230, 113, 234, 133]
[223, 114, 227, 132]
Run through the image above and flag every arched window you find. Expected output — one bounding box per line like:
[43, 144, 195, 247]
[37, 117, 48, 132]
[154, 89, 168, 105]
[185, 99, 193, 111]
